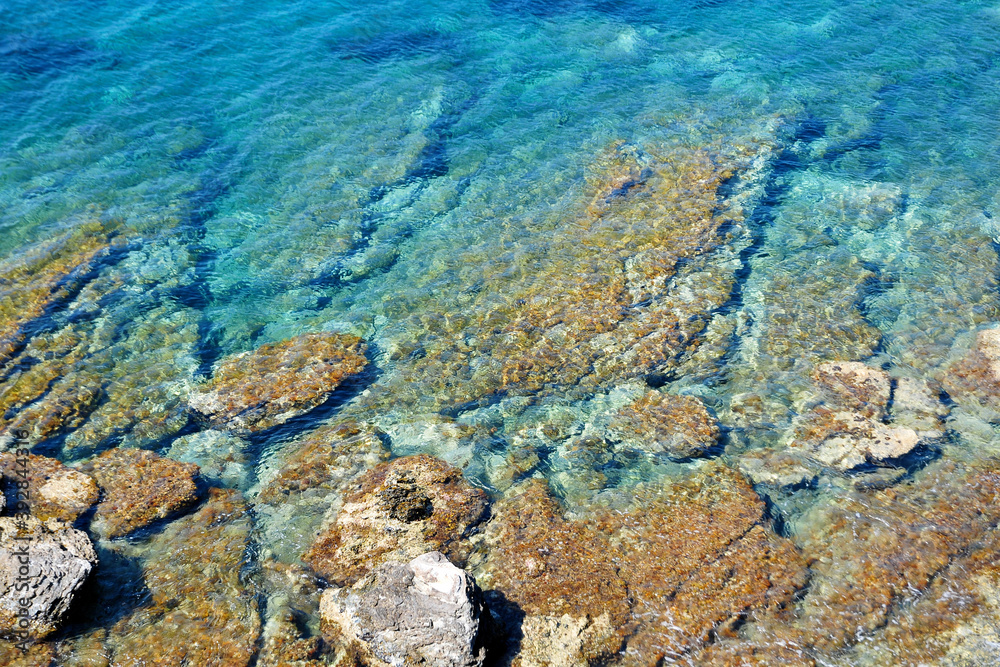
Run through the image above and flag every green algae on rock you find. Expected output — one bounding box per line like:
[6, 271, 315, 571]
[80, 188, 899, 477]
[304, 454, 489, 586]
[107, 488, 260, 667]
[78, 448, 200, 539]
[190, 332, 368, 432]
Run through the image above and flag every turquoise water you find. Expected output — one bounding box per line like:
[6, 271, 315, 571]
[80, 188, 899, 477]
[5, 0, 1000, 663]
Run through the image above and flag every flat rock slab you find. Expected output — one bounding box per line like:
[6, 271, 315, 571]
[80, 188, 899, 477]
[190, 332, 368, 432]
[0, 516, 97, 640]
[320, 551, 488, 667]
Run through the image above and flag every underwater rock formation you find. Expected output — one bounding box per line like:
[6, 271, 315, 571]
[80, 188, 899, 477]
[605, 390, 720, 459]
[786, 362, 923, 471]
[304, 454, 489, 586]
[357, 133, 779, 416]
[190, 332, 368, 432]
[79, 448, 200, 539]
[474, 462, 807, 664]
[0, 516, 97, 641]
[108, 488, 260, 666]
[0, 222, 118, 369]
[0, 453, 98, 523]
[320, 551, 489, 667]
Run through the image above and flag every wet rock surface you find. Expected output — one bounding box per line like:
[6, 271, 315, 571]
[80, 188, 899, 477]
[320, 551, 489, 667]
[78, 448, 200, 539]
[108, 488, 261, 666]
[190, 332, 368, 432]
[304, 454, 489, 586]
[0, 516, 97, 641]
[0, 453, 99, 523]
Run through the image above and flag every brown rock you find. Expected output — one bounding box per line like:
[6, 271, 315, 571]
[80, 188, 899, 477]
[108, 489, 260, 667]
[475, 463, 807, 665]
[190, 332, 368, 432]
[79, 448, 200, 538]
[304, 455, 489, 586]
[0, 453, 99, 523]
[606, 390, 720, 459]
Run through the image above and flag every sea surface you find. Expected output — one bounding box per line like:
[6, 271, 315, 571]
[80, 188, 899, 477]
[3, 0, 1000, 663]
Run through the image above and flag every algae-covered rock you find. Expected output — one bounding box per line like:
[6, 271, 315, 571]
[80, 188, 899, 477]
[320, 551, 489, 667]
[304, 455, 489, 586]
[108, 488, 260, 667]
[475, 462, 807, 664]
[0, 453, 99, 523]
[79, 448, 200, 538]
[190, 332, 368, 432]
[0, 516, 97, 641]
[605, 390, 720, 459]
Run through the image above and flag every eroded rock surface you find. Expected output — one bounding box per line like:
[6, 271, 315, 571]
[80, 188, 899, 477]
[787, 362, 922, 470]
[305, 455, 489, 586]
[0, 516, 97, 641]
[320, 551, 489, 667]
[190, 332, 368, 432]
[79, 448, 200, 538]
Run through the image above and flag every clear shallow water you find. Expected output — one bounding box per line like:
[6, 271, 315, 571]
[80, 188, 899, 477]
[4, 0, 1000, 663]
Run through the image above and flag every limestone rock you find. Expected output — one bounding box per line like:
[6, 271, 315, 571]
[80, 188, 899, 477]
[304, 455, 489, 586]
[0, 453, 98, 523]
[605, 390, 720, 459]
[190, 332, 368, 432]
[813, 361, 890, 415]
[0, 516, 97, 640]
[787, 362, 922, 472]
[737, 449, 817, 488]
[320, 551, 489, 667]
[78, 448, 200, 538]
[890, 376, 947, 438]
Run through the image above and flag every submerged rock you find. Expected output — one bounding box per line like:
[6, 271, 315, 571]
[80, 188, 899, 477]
[108, 488, 260, 666]
[0, 516, 97, 641]
[304, 455, 489, 586]
[190, 332, 368, 432]
[320, 551, 489, 667]
[787, 362, 923, 471]
[78, 448, 200, 538]
[474, 462, 807, 664]
[0, 453, 99, 523]
[605, 390, 720, 459]
[253, 420, 389, 565]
